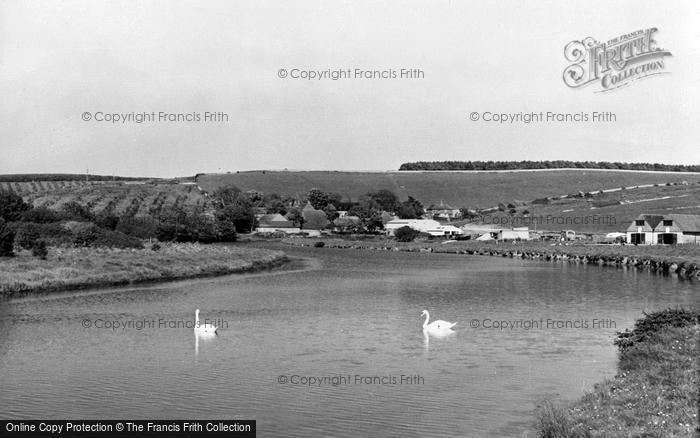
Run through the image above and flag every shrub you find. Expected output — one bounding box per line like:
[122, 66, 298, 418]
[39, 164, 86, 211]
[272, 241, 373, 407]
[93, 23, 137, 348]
[115, 216, 158, 239]
[31, 240, 48, 259]
[60, 201, 94, 222]
[0, 218, 16, 257]
[11, 222, 72, 248]
[95, 212, 120, 230]
[394, 226, 420, 242]
[73, 223, 144, 249]
[20, 207, 62, 223]
[314, 241, 325, 248]
[0, 190, 30, 221]
[614, 308, 699, 352]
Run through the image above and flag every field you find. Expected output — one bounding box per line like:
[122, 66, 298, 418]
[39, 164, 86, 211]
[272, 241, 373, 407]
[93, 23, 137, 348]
[0, 243, 287, 296]
[2, 181, 212, 218]
[196, 170, 699, 210]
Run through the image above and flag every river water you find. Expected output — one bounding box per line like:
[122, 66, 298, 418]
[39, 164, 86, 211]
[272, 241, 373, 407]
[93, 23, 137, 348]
[0, 244, 696, 436]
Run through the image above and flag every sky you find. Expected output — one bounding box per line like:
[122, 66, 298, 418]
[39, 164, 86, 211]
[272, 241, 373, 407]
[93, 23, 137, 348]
[1, 0, 699, 177]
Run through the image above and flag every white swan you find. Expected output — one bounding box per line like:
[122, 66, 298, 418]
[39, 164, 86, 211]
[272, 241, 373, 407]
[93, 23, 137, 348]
[421, 310, 456, 334]
[194, 309, 218, 334]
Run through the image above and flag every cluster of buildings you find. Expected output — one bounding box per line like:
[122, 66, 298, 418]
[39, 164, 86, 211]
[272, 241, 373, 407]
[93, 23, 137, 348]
[254, 201, 700, 245]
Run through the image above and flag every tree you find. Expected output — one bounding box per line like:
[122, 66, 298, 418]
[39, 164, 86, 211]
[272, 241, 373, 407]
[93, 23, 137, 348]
[0, 190, 30, 221]
[367, 189, 398, 213]
[218, 204, 255, 234]
[211, 185, 256, 233]
[214, 209, 238, 242]
[286, 208, 304, 228]
[394, 226, 419, 242]
[307, 188, 330, 210]
[397, 196, 424, 219]
[212, 185, 243, 208]
[0, 218, 16, 257]
[324, 203, 339, 222]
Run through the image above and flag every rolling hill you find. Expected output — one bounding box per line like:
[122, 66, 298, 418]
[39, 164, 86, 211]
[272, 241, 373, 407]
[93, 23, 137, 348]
[196, 170, 699, 209]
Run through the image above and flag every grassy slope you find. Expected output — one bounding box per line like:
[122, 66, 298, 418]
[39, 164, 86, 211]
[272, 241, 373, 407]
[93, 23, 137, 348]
[463, 183, 700, 233]
[197, 170, 699, 209]
[537, 310, 699, 437]
[0, 243, 286, 296]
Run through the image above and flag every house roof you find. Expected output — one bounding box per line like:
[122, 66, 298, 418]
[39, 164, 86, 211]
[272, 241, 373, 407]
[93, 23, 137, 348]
[427, 201, 458, 210]
[626, 214, 664, 232]
[258, 213, 296, 228]
[655, 214, 700, 232]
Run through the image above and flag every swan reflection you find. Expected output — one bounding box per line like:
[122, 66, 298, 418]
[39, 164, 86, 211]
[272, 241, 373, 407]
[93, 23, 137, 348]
[194, 330, 217, 357]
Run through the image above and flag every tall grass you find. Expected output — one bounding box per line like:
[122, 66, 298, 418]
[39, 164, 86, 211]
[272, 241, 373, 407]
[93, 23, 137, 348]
[0, 243, 287, 296]
[537, 309, 699, 437]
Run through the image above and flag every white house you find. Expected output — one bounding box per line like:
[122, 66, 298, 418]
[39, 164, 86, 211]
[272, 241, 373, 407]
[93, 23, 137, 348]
[385, 219, 463, 237]
[626, 214, 700, 244]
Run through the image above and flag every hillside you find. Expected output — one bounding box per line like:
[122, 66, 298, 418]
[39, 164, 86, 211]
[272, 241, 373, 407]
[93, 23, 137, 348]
[459, 182, 700, 233]
[10, 182, 210, 218]
[196, 170, 699, 210]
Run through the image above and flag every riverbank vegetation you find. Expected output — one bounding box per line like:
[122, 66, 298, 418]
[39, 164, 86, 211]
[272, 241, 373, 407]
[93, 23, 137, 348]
[537, 308, 699, 437]
[281, 237, 700, 277]
[0, 242, 286, 296]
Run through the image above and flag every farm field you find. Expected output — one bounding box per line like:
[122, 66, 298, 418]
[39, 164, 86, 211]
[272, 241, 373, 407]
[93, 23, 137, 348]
[196, 170, 700, 209]
[3, 182, 211, 218]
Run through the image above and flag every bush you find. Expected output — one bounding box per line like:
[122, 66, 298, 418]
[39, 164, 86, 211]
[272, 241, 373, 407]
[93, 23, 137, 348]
[614, 308, 699, 352]
[0, 190, 30, 221]
[73, 223, 144, 249]
[115, 216, 158, 238]
[11, 222, 72, 249]
[394, 226, 420, 242]
[31, 240, 48, 259]
[20, 207, 62, 223]
[95, 213, 120, 230]
[0, 218, 16, 257]
[314, 241, 325, 248]
[60, 201, 94, 222]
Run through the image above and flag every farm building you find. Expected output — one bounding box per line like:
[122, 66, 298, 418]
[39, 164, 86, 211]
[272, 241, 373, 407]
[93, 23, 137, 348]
[425, 201, 462, 221]
[256, 213, 300, 234]
[626, 214, 700, 244]
[497, 227, 530, 241]
[385, 219, 463, 237]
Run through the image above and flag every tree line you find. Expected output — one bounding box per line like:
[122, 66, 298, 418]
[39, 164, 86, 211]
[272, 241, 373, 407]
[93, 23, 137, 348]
[398, 161, 700, 172]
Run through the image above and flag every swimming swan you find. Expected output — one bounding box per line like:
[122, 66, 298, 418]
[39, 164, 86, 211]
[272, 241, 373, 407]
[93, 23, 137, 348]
[421, 310, 456, 333]
[194, 309, 218, 334]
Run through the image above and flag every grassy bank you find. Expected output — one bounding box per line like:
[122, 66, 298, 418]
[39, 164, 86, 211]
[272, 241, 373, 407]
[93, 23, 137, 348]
[282, 237, 700, 277]
[537, 309, 700, 437]
[0, 243, 287, 297]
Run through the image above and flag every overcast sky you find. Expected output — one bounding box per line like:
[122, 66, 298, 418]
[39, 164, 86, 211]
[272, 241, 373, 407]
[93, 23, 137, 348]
[1, 0, 699, 177]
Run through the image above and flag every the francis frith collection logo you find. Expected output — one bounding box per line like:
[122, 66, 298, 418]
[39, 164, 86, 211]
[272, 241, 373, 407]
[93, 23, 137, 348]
[563, 28, 672, 92]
